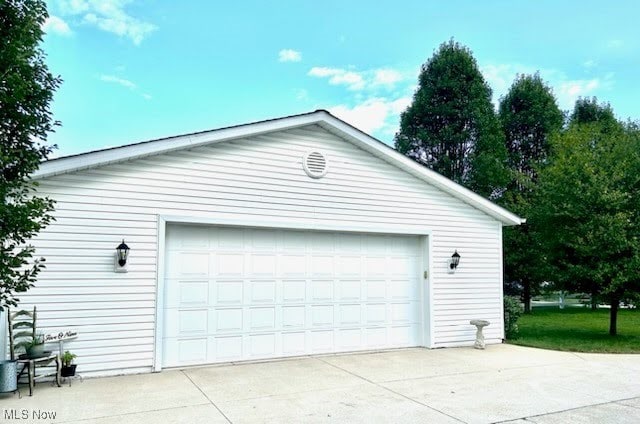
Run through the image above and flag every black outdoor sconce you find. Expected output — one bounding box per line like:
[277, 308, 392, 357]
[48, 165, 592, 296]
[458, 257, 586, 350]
[448, 250, 461, 274]
[114, 239, 130, 273]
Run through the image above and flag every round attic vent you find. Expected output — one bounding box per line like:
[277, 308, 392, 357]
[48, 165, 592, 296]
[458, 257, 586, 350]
[303, 151, 328, 179]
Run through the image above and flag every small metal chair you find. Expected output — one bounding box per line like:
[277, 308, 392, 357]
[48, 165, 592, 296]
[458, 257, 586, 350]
[7, 307, 61, 396]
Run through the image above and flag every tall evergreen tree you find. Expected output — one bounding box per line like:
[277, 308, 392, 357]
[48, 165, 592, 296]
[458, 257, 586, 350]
[1, 0, 60, 310]
[500, 73, 564, 186]
[395, 40, 508, 198]
[498, 74, 563, 312]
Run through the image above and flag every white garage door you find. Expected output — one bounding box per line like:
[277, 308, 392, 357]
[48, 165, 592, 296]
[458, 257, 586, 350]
[162, 224, 424, 367]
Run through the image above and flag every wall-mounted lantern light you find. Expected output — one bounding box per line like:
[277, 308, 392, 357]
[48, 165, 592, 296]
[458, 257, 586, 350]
[114, 239, 130, 273]
[447, 250, 460, 274]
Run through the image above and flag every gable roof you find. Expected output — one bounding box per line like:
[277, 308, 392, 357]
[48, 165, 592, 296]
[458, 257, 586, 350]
[34, 110, 524, 226]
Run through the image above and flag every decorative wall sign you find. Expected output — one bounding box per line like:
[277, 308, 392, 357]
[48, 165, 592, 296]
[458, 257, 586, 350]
[44, 330, 78, 343]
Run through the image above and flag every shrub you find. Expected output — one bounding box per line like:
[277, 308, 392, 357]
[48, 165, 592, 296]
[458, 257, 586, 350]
[504, 295, 523, 339]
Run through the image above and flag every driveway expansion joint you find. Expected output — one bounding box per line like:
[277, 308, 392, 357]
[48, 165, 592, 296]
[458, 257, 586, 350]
[313, 356, 468, 424]
[181, 370, 233, 423]
[491, 396, 640, 423]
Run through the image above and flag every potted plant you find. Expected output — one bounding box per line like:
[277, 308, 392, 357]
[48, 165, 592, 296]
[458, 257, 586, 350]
[25, 333, 45, 358]
[61, 351, 77, 377]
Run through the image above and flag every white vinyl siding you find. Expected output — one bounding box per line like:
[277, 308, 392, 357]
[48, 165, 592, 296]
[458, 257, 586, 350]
[24, 124, 503, 375]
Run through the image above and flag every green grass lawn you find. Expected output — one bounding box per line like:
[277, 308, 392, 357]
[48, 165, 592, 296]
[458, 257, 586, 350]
[508, 307, 640, 353]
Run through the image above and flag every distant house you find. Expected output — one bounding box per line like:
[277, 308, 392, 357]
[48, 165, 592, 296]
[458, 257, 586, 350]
[5, 110, 522, 376]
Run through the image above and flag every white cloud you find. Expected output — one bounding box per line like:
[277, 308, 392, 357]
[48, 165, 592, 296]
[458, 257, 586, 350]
[329, 96, 411, 135]
[100, 74, 153, 100]
[309, 66, 407, 91]
[583, 59, 597, 69]
[43, 15, 73, 36]
[100, 74, 136, 89]
[481, 63, 535, 103]
[278, 49, 302, 62]
[295, 88, 308, 101]
[556, 78, 601, 108]
[57, 0, 90, 14]
[308, 67, 365, 90]
[54, 0, 156, 45]
[389, 97, 411, 115]
[373, 69, 403, 86]
[607, 39, 624, 49]
[308, 67, 339, 77]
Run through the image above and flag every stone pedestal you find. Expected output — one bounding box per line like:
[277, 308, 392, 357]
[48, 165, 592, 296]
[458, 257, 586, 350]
[470, 320, 490, 349]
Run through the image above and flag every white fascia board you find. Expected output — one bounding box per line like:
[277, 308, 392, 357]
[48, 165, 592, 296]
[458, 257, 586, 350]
[33, 113, 325, 179]
[315, 111, 525, 227]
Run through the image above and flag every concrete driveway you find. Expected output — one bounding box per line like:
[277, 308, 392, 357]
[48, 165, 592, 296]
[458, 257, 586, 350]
[1, 344, 639, 423]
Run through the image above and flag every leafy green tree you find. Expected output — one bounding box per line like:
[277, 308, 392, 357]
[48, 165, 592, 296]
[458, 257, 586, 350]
[533, 123, 640, 335]
[1, 0, 60, 310]
[570, 97, 617, 126]
[564, 97, 623, 308]
[498, 74, 563, 312]
[395, 40, 508, 198]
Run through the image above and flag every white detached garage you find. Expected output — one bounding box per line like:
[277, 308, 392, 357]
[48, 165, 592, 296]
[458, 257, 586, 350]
[10, 110, 523, 375]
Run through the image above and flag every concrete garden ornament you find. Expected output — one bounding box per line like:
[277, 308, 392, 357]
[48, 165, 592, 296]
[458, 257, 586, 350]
[470, 320, 490, 349]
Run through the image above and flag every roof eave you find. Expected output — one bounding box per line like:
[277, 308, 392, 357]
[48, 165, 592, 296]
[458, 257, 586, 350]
[34, 109, 525, 226]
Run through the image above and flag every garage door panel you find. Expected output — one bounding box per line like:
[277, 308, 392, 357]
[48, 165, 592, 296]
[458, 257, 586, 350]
[311, 233, 335, 251]
[337, 256, 361, 275]
[250, 333, 276, 357]
[391, 302, 418, 323]
[389, 279, 419, 300]
[168, 225, 209, 249]
[251, 254, 277, 276]
[178, 309, 208, 334]
[250, 307, 275, 330]
[282, 231, 307, 250]
[282, 306, 305, 328]
[282, 280, 306, 302]
[338, 280, 361, 300]
[365, 327, 387, 347]
[217, 253, 244, 277]
[311, 280, 333, 301]
[216, 308, 242, 332]
[282, 332, 305, 354]
[339, 304, 361, 325]
[216, 280, 243, 304]
[166, 252, 210, 278]
[311, 305, 334, 327]
[365, 304, 387, 324]
[390, 326, 412, 344]
[311, 255, 334, 276]
[163, 224, 424, 367]
[179, 338, 208, 363]
[365, 256, 387, 276]
[280, 255, 306, 276]
[251, 229, 277, 250]
[366, 280, 386, 299]
[337, 233, 363, 252]
[164, 279, 208, 308]
[338, 328, 362, 349]
[217, 227, 244, 248]
[311, 330, 333, 352]
[249, 280, 276, 303]
[215, 336, 242, 360]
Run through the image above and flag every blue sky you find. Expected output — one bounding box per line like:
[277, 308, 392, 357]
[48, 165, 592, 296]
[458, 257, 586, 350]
[43, 0, 640, 156]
